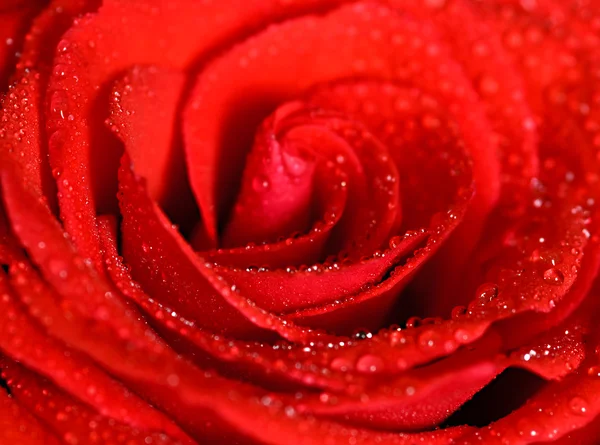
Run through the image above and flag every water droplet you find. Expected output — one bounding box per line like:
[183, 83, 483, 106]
[451, 305, 467, 319]
[63, 432, 78, 445]
[543, 268, 564, 285]
[356, 354, 384, 373]
[523, 117, 536, 131]
[405, 317, 422, 328]
[425, 0, 446, 8]
[57, 39, 69, 53]
[479, 76, 499, 95]
[330, 357, 353, 372]
[388, 235, 402, 249]
[569, 396, 588, 415]
[418, 330, 440, 349]
[282, 149, 308, 177]
[353, 329, 371, 340]
[167, 374, 180, 387]
[520, 0, 537, 11]
[453, 328, 471, 343]
[587, 365, 600, 378]
[476, 282, 499, 301]
[396, 357, 408, 370]
[422, 114, 440, 129]
[320, 392, 334, 403]
[517, 418, 544, 438]
[50, 90, 68, 119]
[252, 175, 271, 191]
[49, 259, 68, 279]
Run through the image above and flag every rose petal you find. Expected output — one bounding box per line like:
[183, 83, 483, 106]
[300, 335, 505, 430]
[108, 66, 197, 231]
[222, 105, 319, 248]
[0, 265, 192, 441]
[454, 332, 600, 444]
[215, 228, 425, 314]
[1, 166, 155, 344]
[204, 157, 348, 267]
[508, 322, 587, 382]
[268, 106, 402, 257]
[0, 1, 102, 219]
[0, 71, 51, 202]
[0, 357, 184, 445]
[119, 155, 289, 340]
[17, 0, 101, 76]
[184, 2, 499, 249]
[0, 2, 45, 91]
[0, 384, 61, 445]
[461, 0, 600, 344]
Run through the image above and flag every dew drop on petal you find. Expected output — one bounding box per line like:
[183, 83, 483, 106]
[543, 268, 565, 285]
[424, 0, 446, 9]
[453, 328, 470, 343]
[451, 305, 467, 319]
[569, 396, 588, 415]
[388, 235, 402, 249]
[418, 330, 440, 349]
[353, 329, 371, 340]
[282, 149, 308, 176]
[476, 282, 499, 301]
[356, 354, 384, 373]
[587, 365, 600, 378]
[405, 317, 422, 328]
[330, 357, 353, 372]
[252, 175, 271, 191]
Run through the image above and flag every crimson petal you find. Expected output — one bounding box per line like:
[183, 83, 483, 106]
[0, 385, 61, 445]
[0, 357, 185, 445]
[222, 105, 319, 248]
[205, 158, 348, 268]
[0, 266, 192, 441]
[0, 2, 45, 91]
[108, 66, 197, 229]
[454, 330, 600, 444]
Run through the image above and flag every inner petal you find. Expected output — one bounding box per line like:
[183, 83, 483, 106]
[222, 103, 318, 247]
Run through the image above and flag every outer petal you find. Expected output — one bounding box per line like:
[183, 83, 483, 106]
[0, 266, 192, 441]
[0, 386, 61, 445]
[108, 66, 197, 231]
[454, 328, 600, 444]
[0, 1, 46, 91]
[0, 357, 185, 445]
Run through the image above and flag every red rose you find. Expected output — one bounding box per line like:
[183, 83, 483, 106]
[1, 0, 600, 443]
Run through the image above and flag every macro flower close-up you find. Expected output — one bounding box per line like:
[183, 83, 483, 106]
[2, 0, 600, 444]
